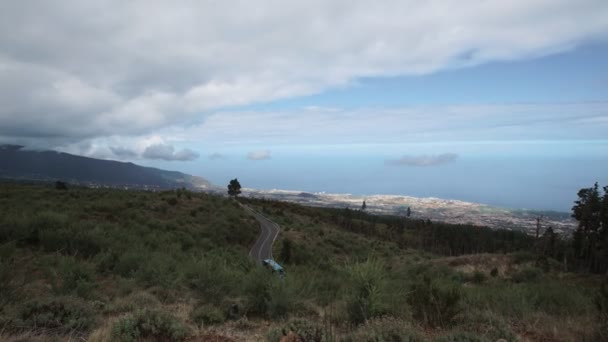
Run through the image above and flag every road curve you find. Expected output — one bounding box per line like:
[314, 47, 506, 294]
[242, 205, 280, 264]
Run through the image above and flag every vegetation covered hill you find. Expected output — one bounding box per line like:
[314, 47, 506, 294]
[0, 145, 211, 189]
[0, 182, 606, 341]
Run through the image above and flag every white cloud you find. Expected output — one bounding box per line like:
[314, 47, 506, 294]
[1, 0, 607, 146]
[183, 102, 608, 146]
[386, 153, 458, 167]
[247, 150, 271, 160]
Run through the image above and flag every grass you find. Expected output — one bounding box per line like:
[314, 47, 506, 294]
[0, 182, 604, 341]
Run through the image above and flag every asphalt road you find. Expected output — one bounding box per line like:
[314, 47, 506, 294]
[242, 205, 280, 263]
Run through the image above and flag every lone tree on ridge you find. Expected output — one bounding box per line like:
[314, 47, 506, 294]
[227, 178, 242, 198]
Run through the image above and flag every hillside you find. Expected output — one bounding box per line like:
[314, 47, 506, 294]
[0, 182, 606, 341]
[0, 145, 211, 190]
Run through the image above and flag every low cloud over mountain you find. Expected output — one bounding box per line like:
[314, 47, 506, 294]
[142, 144, 199, 161]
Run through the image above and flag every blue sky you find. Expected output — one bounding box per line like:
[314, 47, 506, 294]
[245, 43, 608, 110]
[1, 1, 607, 211]
[144, 45, 608, 211]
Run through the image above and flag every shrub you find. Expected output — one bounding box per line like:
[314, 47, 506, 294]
[345, 317, 424, 342]
[345, 259, 388, 325]
[596, 281, 608, 339]
[23, 211, 68, 245]
[56, 256, 96, 298]
[107, 292, 162, 314]
[111, 309, 190, 342]
[135, 252, 178, 288]
[0, 260, 19, 307]
[408, 275, 461, 327]
[183, 255, 243, 304]
[456, 311, 518, 342]
[15, 297, 96, 334]
[115, 249, 146, 277]
[434, 331, 485, 342]
[471, 271, 486, 284]
[511, 266, 541, 283]
[267, 278, 297, 319]
[490, 268, 499, 278]
[511, 251, 535, 265]
[267, 318, 325, 342]
[190, 305, 226, 326]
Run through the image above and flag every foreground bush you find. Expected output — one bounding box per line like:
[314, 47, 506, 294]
[190, 304, 226, 326]
[267, 318, 325, 342]
[434, 331, 485, 342]
[408, 275, 461, 327]
[343, 317, 424, 342]
[111, 309, 190, 342]
[597, 281, 608, 340]
[345, 259, 388, 325]
[14, 297, 95, 334]
[455, 311, 518, 342]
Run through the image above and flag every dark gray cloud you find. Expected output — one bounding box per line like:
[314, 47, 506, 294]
[110, 146, 138, 158]
[247, 150, 271, 160]
[142, 143, 199, 161]
[386, 153, 458, 167]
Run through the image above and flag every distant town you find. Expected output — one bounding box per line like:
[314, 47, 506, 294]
[240, 188, 577, 235]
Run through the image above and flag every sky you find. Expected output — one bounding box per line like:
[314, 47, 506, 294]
[1, 1, 608, 211]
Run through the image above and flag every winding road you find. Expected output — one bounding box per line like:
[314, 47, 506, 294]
[242, 205, 280, 263]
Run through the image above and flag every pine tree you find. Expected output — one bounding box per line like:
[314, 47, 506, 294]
[227, 178, 242, 198]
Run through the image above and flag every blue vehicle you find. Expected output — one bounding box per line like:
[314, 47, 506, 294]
[263, 258, 285, 277]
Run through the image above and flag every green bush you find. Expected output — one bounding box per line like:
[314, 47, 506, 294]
[345, 317, 424, 342]
[511, 251, 536, 265]
[463, 279, 593, 319]
[456, 311, 518, 342]
[183, 254, 244, 304]
[267, 318, 325, 342]
[597, 281, 608, 339]
[107, 292, 162, 314]
[115, 249, 146, 277]
[408, 275, 461, 327]
[15, 297, 96, 334]
[267, 278, 296, 319]
[243, 267, 272, 316]
[471, 271, 486, 284]
[434, 331, 485, 342]
[190, 304, 226, 326]
[111, 309, 190, 342]
[345, 259, 388, 325]
[39, 223, 103, 257]
[511, 266, 541, 283]
[135, 252, 179, 288]
[56, 256, 96, 298]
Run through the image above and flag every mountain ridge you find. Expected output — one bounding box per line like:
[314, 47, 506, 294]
[0, 144, 210, 190]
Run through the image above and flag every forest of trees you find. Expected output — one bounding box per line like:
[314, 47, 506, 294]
[572, 182, 608, 273]
[322, 182, 608, 274]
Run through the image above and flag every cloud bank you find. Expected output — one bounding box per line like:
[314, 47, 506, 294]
[1, 0, 607, 151]
[385, 153, 458, 167]
[142, 144, 199, 161]
[247, 150, 271, 161]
